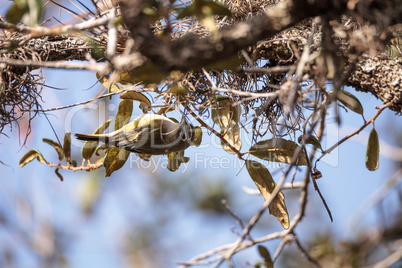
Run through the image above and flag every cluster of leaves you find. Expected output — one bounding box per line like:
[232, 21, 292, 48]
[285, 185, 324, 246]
[16, 0, 383, 232]
[19, 132, 75, 181]
[18, 76, 382, 230]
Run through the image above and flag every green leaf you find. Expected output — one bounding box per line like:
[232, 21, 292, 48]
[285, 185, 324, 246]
[82, 119, 112, 160]
[366, 128, 380, 171]
[55, 168, 63, 182]
[6, 0, 43, 26]
[245, 160, 289, 229]
[19, 149, 47, 167]
[331, 89, 364, 115]
[63, 132, 72, 163]
[104, 147, 130, 177]
[120, 91, 151, 109]
[258, 245, 274, 268]
[249, 138, 307, 166]
[115, 100, 133, 130]
[42, 138, 64, 161]
[5, 0, 29, 24]
[297, 135, 322, 150]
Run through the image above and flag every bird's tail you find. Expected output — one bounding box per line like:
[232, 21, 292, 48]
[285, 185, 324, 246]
[75, 133, 109, 143]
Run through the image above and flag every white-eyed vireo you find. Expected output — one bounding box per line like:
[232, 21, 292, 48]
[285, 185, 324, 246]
[75, 113, 195, 155]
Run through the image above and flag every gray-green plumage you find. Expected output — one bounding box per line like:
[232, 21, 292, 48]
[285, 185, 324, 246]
[75, 114, 195, 155]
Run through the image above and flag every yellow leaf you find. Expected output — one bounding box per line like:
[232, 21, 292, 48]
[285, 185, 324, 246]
[211, 98, 240, 128]
[191, 126, 203, 147]
[245, 160, 289, 229]
[82, 119, 112, 160]
[120, 91, 151, 109]
[220, 124, 241, 154]
[167, 151, 189, 172]
[115, 100, 133, 130]
[103, 147, 130, 177]
[249, 138, 307, 166]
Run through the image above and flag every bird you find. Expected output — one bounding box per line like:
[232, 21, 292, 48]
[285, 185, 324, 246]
[75, 113, 195, 155]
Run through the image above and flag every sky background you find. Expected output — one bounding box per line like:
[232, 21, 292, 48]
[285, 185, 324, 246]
[0, 1, 401, 267]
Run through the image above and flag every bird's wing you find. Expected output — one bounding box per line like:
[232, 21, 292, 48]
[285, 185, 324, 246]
[109, 125, 153, 152]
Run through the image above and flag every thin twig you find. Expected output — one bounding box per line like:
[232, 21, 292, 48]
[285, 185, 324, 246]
[22, 84, 146, 112]
[0, 15, 109, 36]
[316, 103, 392, 165]
[183, 104, 244, 160]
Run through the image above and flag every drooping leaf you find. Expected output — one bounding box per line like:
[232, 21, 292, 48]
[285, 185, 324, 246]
[55, 168, 63, 182]
[297, 134, 322, 150]
[63, 132, 72, 163]
[97, 74, 120, 95]
[71, 160, 77, 167]
[104, 147, 130, 177]
[136, 153, 152, 161]
[258, 245, 274, 268]
[82, 119, 112, 160]
[42, 138, 64, 161]
[120, 91, 151, 109]
[211, 97, 242, 154]
[167, 150, 189, 172]
[245, 160, 289, 229]
[220, 124, 241, 154]
[19, 149, 47, 167]
[249, 138, 307, 166]
[6, 0, 29, 24]
[331, 89, 364, 115]
[6, 0, 43, 26]
[95, 144, 111, 156]
[115, 100, 133, 130]
[211, 98, 240, 128]
[191, 126, 203, 147]
[366, 128, 380, 171]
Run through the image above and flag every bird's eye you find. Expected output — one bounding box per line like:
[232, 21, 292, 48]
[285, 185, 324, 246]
[181, 132, 187, 140]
